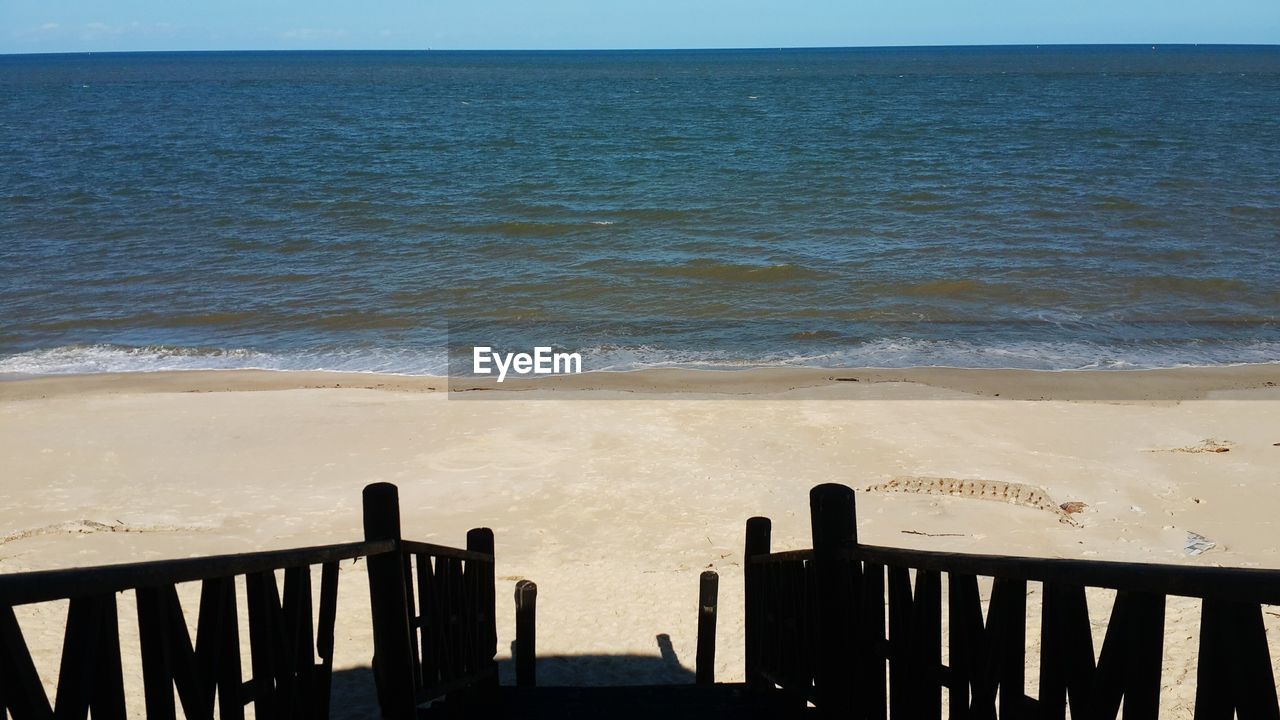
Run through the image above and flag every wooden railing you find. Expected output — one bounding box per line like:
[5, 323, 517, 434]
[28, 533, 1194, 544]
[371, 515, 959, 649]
[0, 482, 500, 720]
[743, 483, 1280, 719]
[0, 540, 386, 719]
[361, 483, 499, 718]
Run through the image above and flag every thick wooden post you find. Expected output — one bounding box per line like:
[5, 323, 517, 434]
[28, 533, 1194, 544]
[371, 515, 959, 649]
[466, 528, 499, 692]
[810, 483, 858, 716]
[744, 516, 771, 691]
[514, 580, 538, 688]
[696, 570, 719, 685]
[363, 483, 417, 720]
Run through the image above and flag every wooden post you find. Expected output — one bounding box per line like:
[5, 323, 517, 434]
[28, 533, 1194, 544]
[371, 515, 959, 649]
[743, 516, 771, 691]
[466, 528, 498, 693]
[810, 483, 857, 716]
[362, 483, 417, 720]
[696, 570, 719, 685]
[514, 580, 537, 688]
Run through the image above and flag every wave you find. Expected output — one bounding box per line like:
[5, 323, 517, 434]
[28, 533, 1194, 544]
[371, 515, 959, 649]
[0, 345, 449, 376]
[3, 339, 1278, 377]
[640, 260, 833, 283]
[1126, 276, 1251, 299]
[864, 278, 1075, 306]
[578, 339, 1280, 372]
[451, 220, 617, 237]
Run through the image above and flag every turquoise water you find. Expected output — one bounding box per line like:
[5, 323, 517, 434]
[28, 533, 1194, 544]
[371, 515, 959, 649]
[1, 46, 1278, 374]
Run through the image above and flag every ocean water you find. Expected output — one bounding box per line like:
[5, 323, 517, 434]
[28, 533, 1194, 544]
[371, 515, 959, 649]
[1, 46, 1278, 375]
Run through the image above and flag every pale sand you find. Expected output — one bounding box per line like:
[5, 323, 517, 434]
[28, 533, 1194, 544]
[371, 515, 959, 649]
[2, 365, 1279, 718]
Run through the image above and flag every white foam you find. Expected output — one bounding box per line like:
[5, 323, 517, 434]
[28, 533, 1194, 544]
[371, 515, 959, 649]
[1, 339, 1276, 377]
[0, 345, 450, 376]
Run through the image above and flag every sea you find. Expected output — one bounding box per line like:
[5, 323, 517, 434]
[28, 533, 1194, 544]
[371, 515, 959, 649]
[1, 46, 1278, 375]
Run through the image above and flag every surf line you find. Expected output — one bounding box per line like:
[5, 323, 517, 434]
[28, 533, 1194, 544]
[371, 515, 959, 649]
[471, 346, 583, 382]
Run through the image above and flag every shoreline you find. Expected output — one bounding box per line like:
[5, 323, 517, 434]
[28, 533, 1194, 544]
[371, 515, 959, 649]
[1, 362, 1278, 401]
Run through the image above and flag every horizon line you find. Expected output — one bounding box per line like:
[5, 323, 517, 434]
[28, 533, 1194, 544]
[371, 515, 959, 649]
[3, 41, 1279, 58]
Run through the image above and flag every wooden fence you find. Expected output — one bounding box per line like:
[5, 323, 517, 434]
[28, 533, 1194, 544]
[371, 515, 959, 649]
[362, 483, 498, 718]
[744, 483, 1280, 719]
[0, 482, 498, 720]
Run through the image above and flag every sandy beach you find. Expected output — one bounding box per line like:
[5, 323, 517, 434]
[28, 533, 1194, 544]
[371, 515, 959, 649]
[2, 365, 1279, 718]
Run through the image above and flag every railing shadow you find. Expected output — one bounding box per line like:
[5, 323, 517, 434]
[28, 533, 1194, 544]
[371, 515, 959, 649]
[497, 633, 696, 686]
[328, 666, 379, 720]
[328, 635, 694, 719]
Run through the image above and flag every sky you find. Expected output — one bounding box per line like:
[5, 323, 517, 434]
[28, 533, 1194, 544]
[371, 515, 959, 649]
[3, 0, 1278, 54]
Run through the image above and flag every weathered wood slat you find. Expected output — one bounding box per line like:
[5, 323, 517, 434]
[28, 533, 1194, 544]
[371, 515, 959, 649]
[53, 594, 126, 720]
[1232, 602, 1280, 720]
[859, 561, 887, 720]
[315, 562, 340, 720]
[206, 577, 246, 720]
[400, 552, 421, 694]
[245, 570, 280, 717]
[887, 565, 914, 717]
[282, 564, 317, 717]
[914, 568, 942, 720]
[1, 602, 54, 719]
[417, 553, 440, 690]
[93, 593, 128, 720]
[134, 585, 178, 720]
[1195, 599, 1280, 720]
[52, 596, 95, 719]
[1039, 583, 1087, 719]
[947, 572, 980, 720]
[194, 579, 227, 712]
[461, 555, 477, 677]
[444, 556, 461, 682]
[996, 578, 1026, 720]
[762, 560, 778, 682]
[971, 577, 1004, 719]
[1121, 592, 1166, 720]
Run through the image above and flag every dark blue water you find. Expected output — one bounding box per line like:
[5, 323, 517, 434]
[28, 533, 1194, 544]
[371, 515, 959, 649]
[2, 46, 1278, 374]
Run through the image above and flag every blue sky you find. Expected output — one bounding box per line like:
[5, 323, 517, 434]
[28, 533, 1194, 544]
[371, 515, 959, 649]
[3, 0, 1278, 54]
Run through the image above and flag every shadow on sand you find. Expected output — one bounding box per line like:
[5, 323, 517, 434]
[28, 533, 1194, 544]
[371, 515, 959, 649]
[329, 634, 695, 719]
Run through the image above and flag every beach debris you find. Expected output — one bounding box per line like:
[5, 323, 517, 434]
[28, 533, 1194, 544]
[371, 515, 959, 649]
[0, 519, 200, 546]
[901, 529, 966, 537]
[864, 476, 1074, 523]
[1060, 501, 1087, 515]
[1151, 438, 1234, 454]
[1184, 531, 1216, 556]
